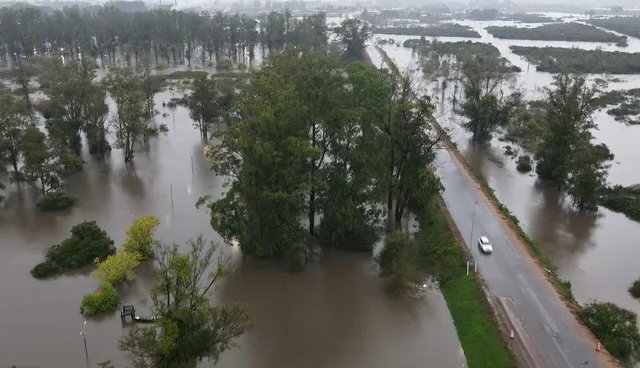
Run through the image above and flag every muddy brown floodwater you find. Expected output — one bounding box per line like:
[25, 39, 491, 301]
[0, 86, 464, 367]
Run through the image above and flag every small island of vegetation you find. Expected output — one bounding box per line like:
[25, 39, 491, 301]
[588, 16, 640, 39]
[510, 46, 640, 74]
[31, 221, 115, 278]
[486, 23, 627, 43]
[372, 24, 481, 38]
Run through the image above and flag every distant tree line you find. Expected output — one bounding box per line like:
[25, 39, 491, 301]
[510, 46, 640, 74]
[0, 6, 328, 65]
[372, 24, 480, 38]
[588, 16, 640, 39]
[486, 23, 627, 44]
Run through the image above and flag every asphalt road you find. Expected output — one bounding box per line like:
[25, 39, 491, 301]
[436, 147, 601, 368]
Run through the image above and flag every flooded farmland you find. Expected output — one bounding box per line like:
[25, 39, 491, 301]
[0, 82, 465, 367]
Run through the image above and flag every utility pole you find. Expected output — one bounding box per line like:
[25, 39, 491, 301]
[81, 320, 88, 361]
[469, 200, 479, 250]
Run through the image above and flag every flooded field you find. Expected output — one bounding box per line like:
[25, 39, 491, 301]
[0, 81, 464, 366]
[370, 16, 640, 323]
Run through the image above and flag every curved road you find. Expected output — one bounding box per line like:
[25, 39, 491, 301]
[436, 147, 605, 368]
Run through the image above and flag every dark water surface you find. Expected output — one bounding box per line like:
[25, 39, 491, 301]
[0, 87, 464, 367]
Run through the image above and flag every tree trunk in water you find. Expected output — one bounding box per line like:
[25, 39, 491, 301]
[308, 189, 315, 236]
[387, 147, 395, 233]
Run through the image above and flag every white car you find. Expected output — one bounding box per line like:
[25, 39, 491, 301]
[478, 236, 493, 254]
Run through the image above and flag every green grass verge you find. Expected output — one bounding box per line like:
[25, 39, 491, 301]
[418, 207, 514, 368]
[442, 276, 513, 368]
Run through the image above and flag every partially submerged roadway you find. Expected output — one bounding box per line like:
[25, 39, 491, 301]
[436, 147, 614, 368]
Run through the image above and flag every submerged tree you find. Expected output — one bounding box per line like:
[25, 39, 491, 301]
[0, 94, 31, 177]
[535, 74, 613, 210]
[203, 56, 312, 269]
[19, 125, 63, 194]
[137, 63, 164, 136]
[459, 55, 520, 142]
[187, 76, 231, 139]
[119, 236, 251, 368]
[104, 67, 148, 162]
[11, 63, 33, 112]
[334, 18, 372, 62]
[46, 60, 109, 159]
[374, 52, 443, 231]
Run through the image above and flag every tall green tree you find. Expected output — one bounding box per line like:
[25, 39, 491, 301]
[536, 74, 612, 210]
[202, 60, 313, 270]
[333, 18, 372, 62]
[19, 125, 62, 194]
[0, 94, 31, 176]
[375, 52, 443, 231]
[104, 67, 147, 162]
[459, 55, 519, 142]
[83, 85, 110, 158]
[119, 236, 251, 368]
[316, 62, 387, 250]
[137, 63, 164, 136]
[11, 63, 33, 112]
[187, 76, 224, 139]
[567, 143, 612, 210]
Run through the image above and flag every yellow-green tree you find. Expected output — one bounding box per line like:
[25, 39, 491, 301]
[93, 251, 141, 285]
[122, 215, 160, 260]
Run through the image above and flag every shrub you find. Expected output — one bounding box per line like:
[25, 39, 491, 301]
[217, 59, 234, 71]
[31, 221, 115, 278]
[81, 283, 119, 315]
[629, 279, 640, 299]
[165, 70, 208, 79]
[379, 232, 415, 291]
[579, 302, 640, 362]
[94, 251, 141, 285]
[159, 123, 169, 132]
[36, 190, 76, 211]
[122, 215, 160, 260]
[516, 155, 532, 173]
[600, 185, 640, 222]
[317, 197, 379, 251]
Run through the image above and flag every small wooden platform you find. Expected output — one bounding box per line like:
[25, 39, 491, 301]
[121, 305, 136, 322]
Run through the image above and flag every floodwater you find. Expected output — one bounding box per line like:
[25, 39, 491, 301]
[371, 15, 640, 327]
[0, 75, 465, 366]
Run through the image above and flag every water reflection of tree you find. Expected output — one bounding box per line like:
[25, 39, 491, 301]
[528, 182, 599, 261]
[119, 163, 146, 199]
[215, 253, 445, 368]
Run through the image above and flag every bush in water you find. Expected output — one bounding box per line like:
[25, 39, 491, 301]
[122, 215, 160, 260]
[629, 279, 640, 299]
[81, 283, 119, 315]
[94, 251, 141, 285]
[516, 155, 532, 173]
[579, 301, 640, 362]
[36, 190, 75, 211]
[31, 221, 115, 278]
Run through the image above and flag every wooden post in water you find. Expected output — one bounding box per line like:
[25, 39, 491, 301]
[170, 184, 174, 209]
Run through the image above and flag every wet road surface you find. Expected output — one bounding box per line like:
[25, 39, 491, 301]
[436, 147, 602, 367]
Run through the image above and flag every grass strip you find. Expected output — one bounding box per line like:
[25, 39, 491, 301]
[424, 207, 514, 368]
[442, 275, 513, 368]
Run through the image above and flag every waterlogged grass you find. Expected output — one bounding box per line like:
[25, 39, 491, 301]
[442, 276, 513, 368]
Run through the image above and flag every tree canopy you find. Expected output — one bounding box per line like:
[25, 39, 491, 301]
[119, 236, 251, 368]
